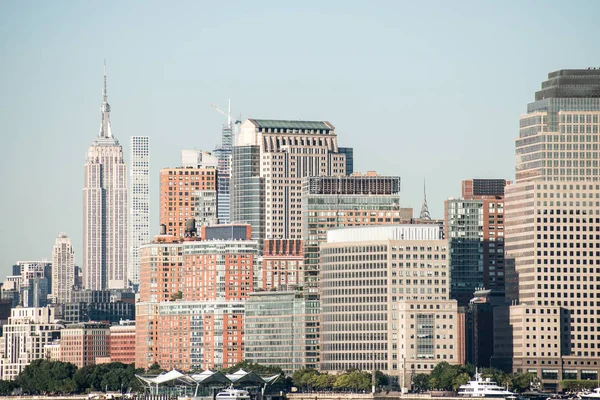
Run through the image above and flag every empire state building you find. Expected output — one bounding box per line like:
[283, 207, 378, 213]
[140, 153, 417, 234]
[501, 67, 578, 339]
[83, 64, 128, 290]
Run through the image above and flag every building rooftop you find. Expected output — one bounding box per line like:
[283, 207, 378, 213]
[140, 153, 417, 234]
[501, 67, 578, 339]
[248, 119, 333, 131]
[535, 69, 600, 100]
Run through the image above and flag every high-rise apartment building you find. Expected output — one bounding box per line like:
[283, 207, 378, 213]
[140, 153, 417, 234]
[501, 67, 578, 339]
[232, 119, 349, 245]
[504, 69, 600, 390]
[159, 167, 217, 237]
[128, 136, 149, 289]
[52, 233, 75, 304]
[0, 307, 62, 380]
[445, 179, 509, 306]
[319, 225, 458, 388]
[136, 232, 258, 370]
[83, 65, 128, 290]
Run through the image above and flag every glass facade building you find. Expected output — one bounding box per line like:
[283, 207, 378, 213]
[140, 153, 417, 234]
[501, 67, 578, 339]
[230, 145, 264, 245]
[244, 291, 307, 374]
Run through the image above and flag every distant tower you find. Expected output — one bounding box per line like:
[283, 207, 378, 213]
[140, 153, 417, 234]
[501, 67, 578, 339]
[419, 179, 431, 220]
[52, 233, 75, 304]
[128, 136, 149, 289]
[211, 99, 235, 224]
[83, 62, 128, 290]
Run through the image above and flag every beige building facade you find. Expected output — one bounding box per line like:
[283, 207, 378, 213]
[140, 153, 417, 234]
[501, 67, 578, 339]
[237, 119, 348, 242]
[319, 225, 459, 388]
[504, 69, 600, 390]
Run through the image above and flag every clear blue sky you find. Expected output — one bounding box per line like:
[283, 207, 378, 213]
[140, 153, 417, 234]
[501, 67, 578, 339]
[1, 0, 599, 279]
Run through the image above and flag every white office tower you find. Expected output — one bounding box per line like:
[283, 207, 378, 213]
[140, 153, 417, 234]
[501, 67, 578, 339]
[128, 136, 149, 288]
[83, 63, 128, 290]
[51, 233, 75, 303]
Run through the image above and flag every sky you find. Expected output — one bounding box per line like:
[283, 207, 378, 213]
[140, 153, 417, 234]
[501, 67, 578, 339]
[0, 0, 599, 279]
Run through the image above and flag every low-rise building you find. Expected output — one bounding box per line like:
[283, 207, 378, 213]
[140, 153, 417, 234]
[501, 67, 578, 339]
[244, 291, 307, 374]
[109, 320, 136, 364]
[60, 322, 110, 368]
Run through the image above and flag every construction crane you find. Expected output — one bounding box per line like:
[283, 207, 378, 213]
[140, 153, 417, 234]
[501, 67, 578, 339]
[210, 99, 232, 129]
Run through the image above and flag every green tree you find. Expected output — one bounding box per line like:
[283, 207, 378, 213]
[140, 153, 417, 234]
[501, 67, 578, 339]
[314, 374, 336, 390]
[510, 372, 539, 393]
[561, 380, 598, 393]
[221, 361, 283, 376]
[292, 368, 320, 391]
[333, 371, 371, 392]
[0, 380, 15, 396]
[17, 360, 77, 394]
[452, 372, 470, 391]
[411, 374, 430, 392]
[375, 370, 389, 387]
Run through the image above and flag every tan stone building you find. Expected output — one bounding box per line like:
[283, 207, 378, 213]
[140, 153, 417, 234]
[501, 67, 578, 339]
[319, 225, 459, 389]
[234, 119, 350, 244]
[504, 69, 600, 390]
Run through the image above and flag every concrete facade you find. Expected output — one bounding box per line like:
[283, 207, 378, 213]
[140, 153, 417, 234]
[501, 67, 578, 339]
[319, 225, 459, 388]
[504, 69, 600, 390]
[128, 136, 149, 288]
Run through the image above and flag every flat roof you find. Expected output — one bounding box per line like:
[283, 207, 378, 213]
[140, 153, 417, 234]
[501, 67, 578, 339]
[249, 119, 333, 131]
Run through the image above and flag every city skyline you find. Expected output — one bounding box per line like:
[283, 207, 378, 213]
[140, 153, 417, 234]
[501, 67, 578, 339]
[1, 1, 600, 279]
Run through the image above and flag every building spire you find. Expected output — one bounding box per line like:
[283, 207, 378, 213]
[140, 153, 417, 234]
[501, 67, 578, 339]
[99, 60, 112, 138]
[420, 178, 431, 220]
[103, 59, 107, 103]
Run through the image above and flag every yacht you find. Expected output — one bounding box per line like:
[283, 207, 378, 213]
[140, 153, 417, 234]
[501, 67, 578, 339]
[458, 370, 515, 398]
[579, 388, 600, 399]
[216, 388, 251, 400]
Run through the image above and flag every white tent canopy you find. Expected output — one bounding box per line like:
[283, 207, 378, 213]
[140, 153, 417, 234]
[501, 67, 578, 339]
[136, 369, 281, 395]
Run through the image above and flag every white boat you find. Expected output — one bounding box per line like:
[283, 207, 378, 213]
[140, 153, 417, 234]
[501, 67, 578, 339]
[458, 370, 515, 398]
[216, 388, 251, 400]
[579, 388, 600, 399]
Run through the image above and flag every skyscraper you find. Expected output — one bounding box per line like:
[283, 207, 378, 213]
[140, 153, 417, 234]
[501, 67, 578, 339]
[52, 233, 75, 304]
[230, 144, 264, 243]
[83, 64, 128, 290]
[503, 69, 600, 389]
[211, 99, 237, 224]
[445, 179, 509, 306]
[128, 136, 149, 289]
[232, 119, 349, 245]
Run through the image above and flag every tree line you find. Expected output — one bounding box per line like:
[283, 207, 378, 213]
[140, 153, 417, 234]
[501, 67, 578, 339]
[0, 360, 147, 395]
[410, 363, 538, 393]
[291, 369, 388, 392]
[4, 360, 592, 395]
